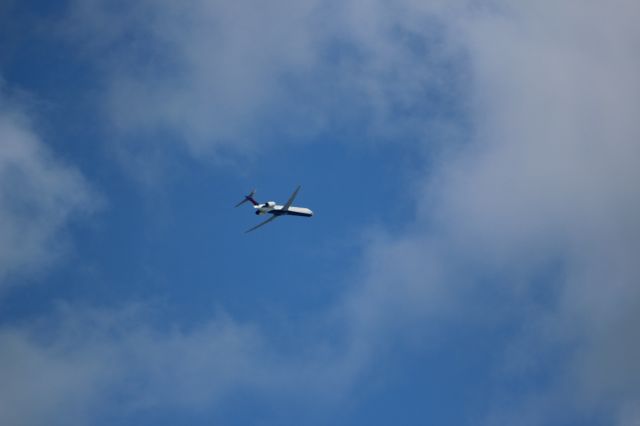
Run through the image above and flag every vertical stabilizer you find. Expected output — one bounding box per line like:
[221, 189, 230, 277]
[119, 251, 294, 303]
[234, 189, 259, 207]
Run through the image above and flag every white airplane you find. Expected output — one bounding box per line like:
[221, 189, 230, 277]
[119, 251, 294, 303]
[235, 185, 313, 233]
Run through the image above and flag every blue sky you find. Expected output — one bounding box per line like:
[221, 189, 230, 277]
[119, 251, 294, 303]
[1, 1, 640, 425]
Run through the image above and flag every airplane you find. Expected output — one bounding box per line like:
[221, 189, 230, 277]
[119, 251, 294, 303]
[235, 185, 313, 233]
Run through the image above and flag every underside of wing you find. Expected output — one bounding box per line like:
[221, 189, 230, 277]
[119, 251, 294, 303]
[281, 185, 301, 212]
[245, 215, 279, 233]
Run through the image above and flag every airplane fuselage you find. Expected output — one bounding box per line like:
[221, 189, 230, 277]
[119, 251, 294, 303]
[237, 186, 312, 232]
[255, 202, 313, 217]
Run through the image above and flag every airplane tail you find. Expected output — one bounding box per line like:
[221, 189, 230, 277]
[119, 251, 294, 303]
[234, 189, 259, 207]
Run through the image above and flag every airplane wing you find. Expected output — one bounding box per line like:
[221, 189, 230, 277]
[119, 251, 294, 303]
[245, 215, 279, 233]
[281, 185, 301, 212]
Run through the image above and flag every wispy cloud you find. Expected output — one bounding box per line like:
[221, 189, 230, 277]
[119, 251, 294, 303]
[64, 0, 464, 165]
[0, 302, 361, 426]
[0, 89, 97, 288]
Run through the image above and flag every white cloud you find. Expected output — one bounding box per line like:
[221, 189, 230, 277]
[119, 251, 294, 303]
[0, 94, 96, 288]
[346, 0, 640, 423]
